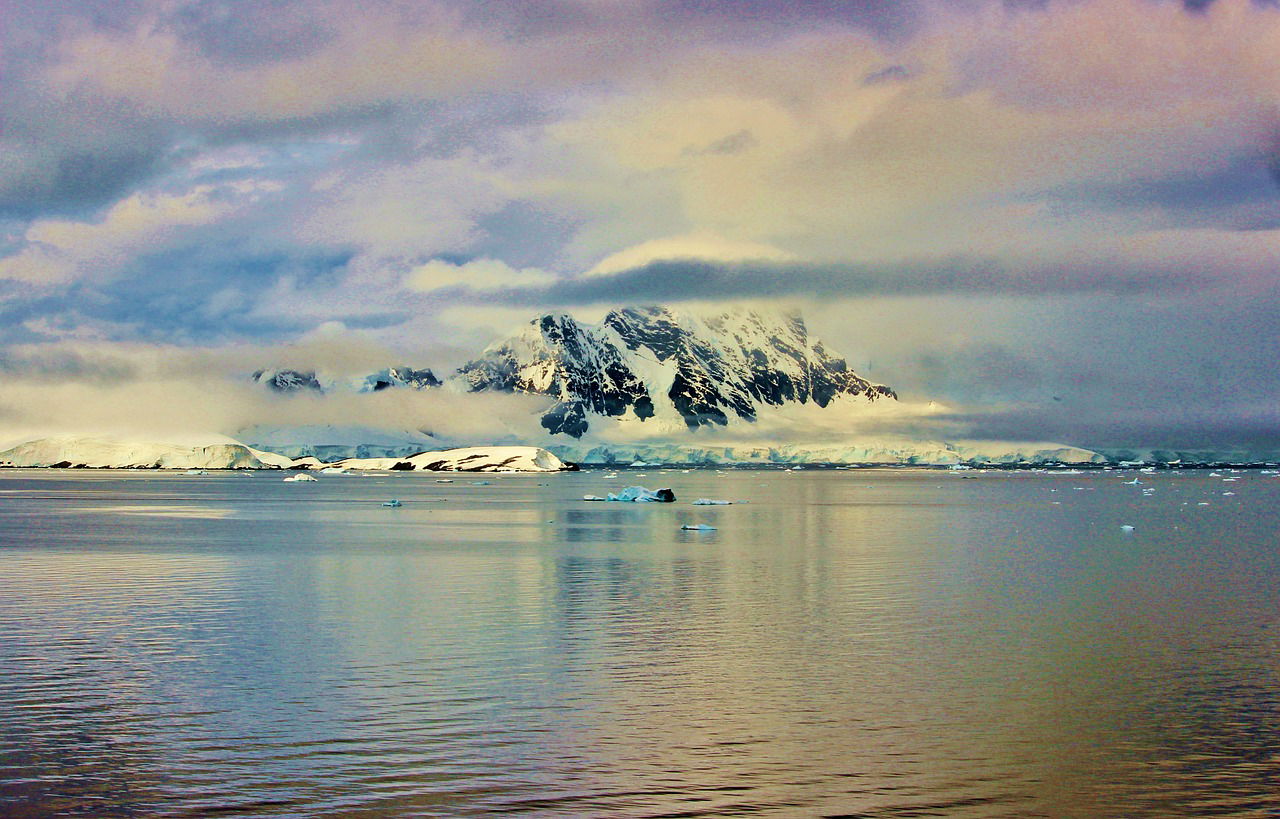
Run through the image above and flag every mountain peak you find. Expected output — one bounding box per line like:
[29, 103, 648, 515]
[456, 305, 894, 437]
[252, 366, 441, 395]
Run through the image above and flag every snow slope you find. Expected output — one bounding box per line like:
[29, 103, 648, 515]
[0, 435, 295, 469]
[0, 436, 571, 471]
[454, 305, 896, 437]
[333, 446, 571, 472]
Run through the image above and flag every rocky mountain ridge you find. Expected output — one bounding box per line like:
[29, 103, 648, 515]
[254, 306, 896, 439]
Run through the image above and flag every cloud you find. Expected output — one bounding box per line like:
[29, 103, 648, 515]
[2, 0, 1279, 455]
[533, 0, 1280, 268]
[586, 232, 794, 276]
[502, 244, 1228, 306]
[0, 181, 279, 286]
[40, 4, 504, 123]
[406, 258, 557, 293]
[0, 335, 555, 446]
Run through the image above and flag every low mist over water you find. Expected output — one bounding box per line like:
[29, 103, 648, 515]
[2, 469, 1279, 817]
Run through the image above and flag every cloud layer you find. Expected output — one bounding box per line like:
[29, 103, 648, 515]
[2, 0, 1279, 452]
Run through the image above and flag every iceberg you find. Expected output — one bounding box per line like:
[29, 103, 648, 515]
[681, 524, 717, 531]
[692, 498, 732, 505]
[283, 473, 317, 482]
[382, 499, 403, 507]
[606, 486, 676, 503]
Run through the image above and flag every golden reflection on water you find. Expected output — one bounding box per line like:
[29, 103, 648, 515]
[1, 469, 1279, 816]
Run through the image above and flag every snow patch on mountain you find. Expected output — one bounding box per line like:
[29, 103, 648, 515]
[454, 305, 896, 438]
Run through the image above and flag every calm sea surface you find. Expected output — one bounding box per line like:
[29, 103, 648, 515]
[1, 467, 1278, 817]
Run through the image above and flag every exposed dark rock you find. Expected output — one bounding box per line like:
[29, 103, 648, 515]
[252, 369, 323, 393]
[456, 306, 895, 437]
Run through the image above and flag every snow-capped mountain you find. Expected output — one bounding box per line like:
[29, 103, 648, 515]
[454, 306, 896, 438]
[229, 304, 1102, 464]
[252, 366, 441, 394]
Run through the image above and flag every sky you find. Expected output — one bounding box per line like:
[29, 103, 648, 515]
[1, 0, 1279, 455]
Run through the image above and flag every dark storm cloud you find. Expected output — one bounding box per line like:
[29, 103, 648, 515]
[940, 403, 1280, 456]
[0, 140, 170, 219]
[0, 2, 158, 216]
[501, 255, 1212, 306]
[1042, 153, 1280, 230]
[839, 287, 1280, 457]
[0, 0, 476, 219]
[444, 0, 931, 42]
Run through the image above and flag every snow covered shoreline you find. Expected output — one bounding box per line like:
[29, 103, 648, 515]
[0, 433, 1116, 470]
[0, 437, 574, 472]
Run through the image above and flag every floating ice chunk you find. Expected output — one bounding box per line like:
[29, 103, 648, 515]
[435, 479, 453, 483]
[692, 499, 732, 505]
[1120, 524, 1135, 532]
[1123, 478, 1142, 485]
[322, 467, 348, 475]
[283, 473, 317, 482]
[1223, 491, 1235, 496]
[583, 494, 607, 501]
[681, 524, 716, 531]
[383, 499, 402, 507]
[608, 486, 676, 502]
[471, 480, 491, 486]
[184, 469, 207, 476]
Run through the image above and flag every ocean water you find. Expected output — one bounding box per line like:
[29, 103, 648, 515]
[1, 467, 1278, 817]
